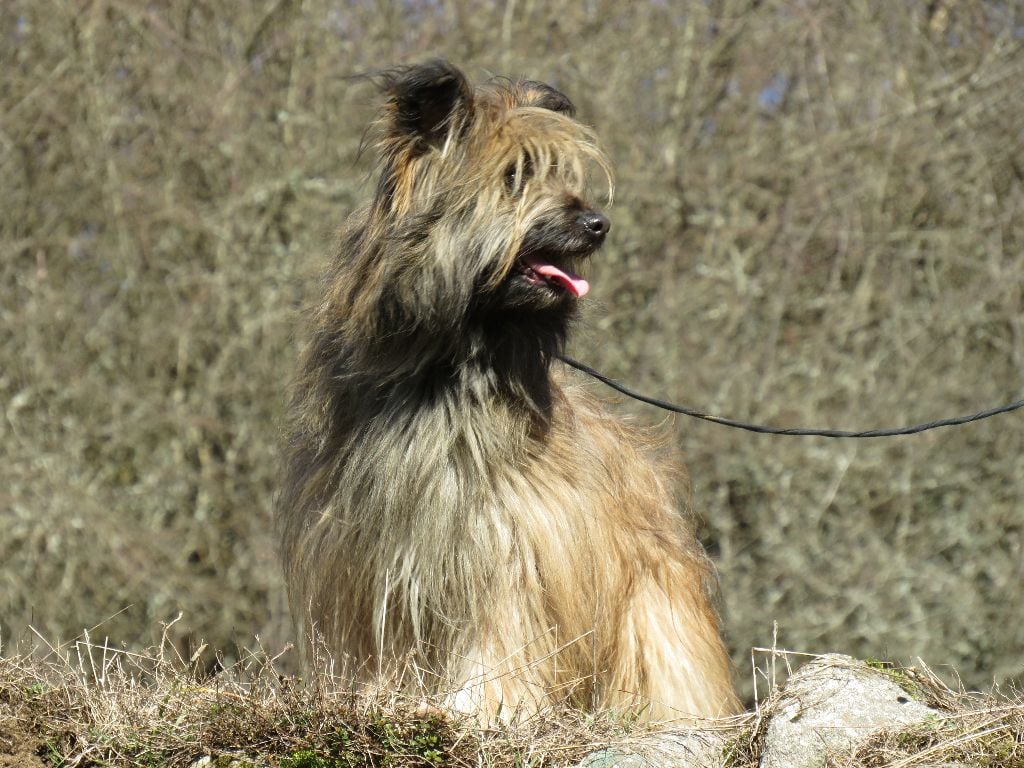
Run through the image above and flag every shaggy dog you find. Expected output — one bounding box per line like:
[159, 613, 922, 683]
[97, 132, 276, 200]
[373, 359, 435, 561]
[277, 60, 738, 721]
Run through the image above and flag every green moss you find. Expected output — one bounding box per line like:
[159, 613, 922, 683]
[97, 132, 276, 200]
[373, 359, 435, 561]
[861, 658, 931, 703]
[863, 658, 893, 671]
[41, 740, 67, 768]
[980, 734, 1024, 768]
[275, 715, 455, 768]
[366, 714, 452, 767]
[719, 721, 765, 767]
[280, 751, 335, 768]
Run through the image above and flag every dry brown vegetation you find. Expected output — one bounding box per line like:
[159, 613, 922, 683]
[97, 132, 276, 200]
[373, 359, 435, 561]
[0, 634, 646, 768]
[2, 643, 1023, 767]
[2, 0, 1023, 723]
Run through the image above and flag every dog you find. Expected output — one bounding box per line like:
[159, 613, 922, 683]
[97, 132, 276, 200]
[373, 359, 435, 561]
[277, 60, 739, 721]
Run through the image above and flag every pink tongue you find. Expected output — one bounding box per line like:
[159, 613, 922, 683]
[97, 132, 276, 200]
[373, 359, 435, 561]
[524, 257, 590, 298]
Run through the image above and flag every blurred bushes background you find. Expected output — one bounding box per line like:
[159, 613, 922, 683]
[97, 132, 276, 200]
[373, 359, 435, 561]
[2, 0, 1022, 702]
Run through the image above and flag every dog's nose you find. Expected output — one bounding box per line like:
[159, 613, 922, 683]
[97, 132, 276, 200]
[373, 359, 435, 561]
[578, 210, 610, 241]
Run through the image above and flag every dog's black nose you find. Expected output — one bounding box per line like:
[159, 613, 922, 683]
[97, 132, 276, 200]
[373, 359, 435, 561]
[579, 210, 610, 241]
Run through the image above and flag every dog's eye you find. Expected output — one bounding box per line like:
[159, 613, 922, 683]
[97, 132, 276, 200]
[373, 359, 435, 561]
[504, 155, 535, 195]
[504, 164, 519, 193]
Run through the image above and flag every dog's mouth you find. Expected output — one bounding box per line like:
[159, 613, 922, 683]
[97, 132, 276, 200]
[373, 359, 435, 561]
[514, 253, 590, 298]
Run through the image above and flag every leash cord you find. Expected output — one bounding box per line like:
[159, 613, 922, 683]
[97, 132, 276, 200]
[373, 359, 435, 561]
[558, 354, 1024, 438]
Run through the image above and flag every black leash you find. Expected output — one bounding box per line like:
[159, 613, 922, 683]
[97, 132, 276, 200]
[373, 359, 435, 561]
[558, 354, 1024, 438]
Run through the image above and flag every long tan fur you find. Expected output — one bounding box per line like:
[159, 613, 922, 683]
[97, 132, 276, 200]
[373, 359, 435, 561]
[277, 61, 739, 721]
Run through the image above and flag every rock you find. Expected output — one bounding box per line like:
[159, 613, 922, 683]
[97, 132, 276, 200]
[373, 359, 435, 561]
[578, 725, 730, 768]
[646, 730, 731, 768]
[581, 748, 649, 768]
[759, 654, 941, 768]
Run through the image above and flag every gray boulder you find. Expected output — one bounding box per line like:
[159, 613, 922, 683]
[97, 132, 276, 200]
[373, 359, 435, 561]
[760, 654, 941, 768]
[575, 654, 945, 768]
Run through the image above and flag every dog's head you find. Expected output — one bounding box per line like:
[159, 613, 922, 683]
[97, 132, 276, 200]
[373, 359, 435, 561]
[368, 60, 612, 322]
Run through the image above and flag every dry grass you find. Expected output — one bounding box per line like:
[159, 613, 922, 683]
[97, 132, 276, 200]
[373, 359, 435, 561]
[3, 642, 1023, 767]
[840, 662, 1024, 768]
[846, 707, 1024, 768]
[723, 653, 1024, 768]
[0, 629, 662, 768]
[2, 0, 1023, 707]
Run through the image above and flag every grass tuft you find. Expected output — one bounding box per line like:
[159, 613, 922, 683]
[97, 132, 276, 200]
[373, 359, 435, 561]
[3, 642, 1024, 767]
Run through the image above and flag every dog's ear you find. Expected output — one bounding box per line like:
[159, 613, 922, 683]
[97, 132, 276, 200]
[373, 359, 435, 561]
[386, 60, 474, 150]
[519, 80, 576, 117]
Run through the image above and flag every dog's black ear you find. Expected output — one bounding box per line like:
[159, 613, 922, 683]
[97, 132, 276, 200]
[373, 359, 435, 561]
[520, 80, 576, 117]
[386, 60, 473, 149]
